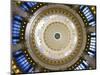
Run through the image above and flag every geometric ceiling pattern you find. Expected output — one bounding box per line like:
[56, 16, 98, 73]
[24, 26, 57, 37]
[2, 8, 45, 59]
[11, 0, 96, 74]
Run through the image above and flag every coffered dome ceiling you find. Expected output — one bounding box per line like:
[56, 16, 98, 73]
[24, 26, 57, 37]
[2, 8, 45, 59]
[11, 1, 96, 74]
